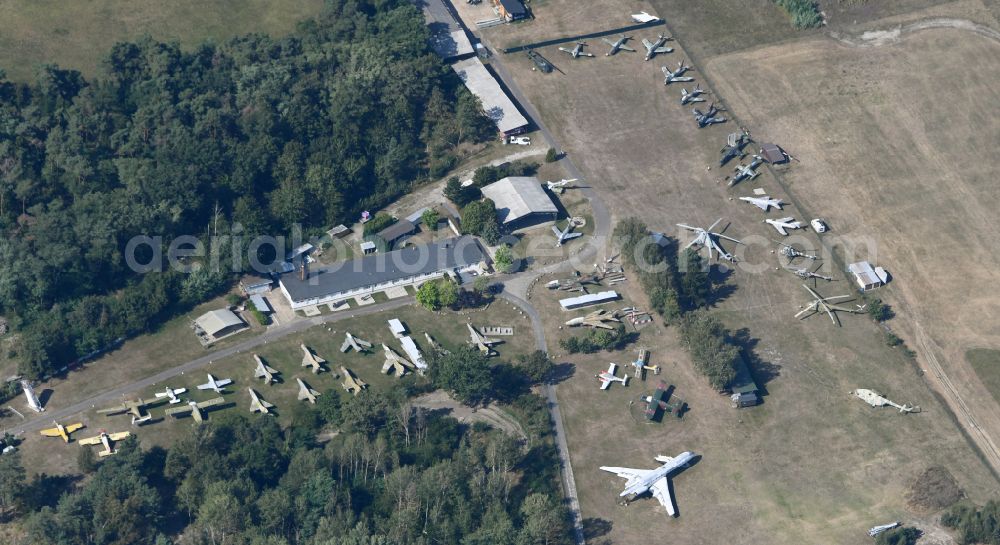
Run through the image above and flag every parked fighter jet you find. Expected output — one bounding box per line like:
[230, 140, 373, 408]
[642, 34, 673, 60]
[558, 42, 594, 58]
[765, 217, 804, 236]
[164, 397, 226, 423]
[600, 451, 697, 517]
[601, 34, 635, 56]
[340, 332, 372, 353]
[300, 344, 327, 374]
[467, 324, 502, 355]
[731, 155, 763, 185]
[552, 223, 583, 246]
[739, 196, 784, 211]
[546, 178, 578, 192]
[197, 373, 233, 393]
[661, 61, 693, 84]
[248, 388, 274, 414]
[796, 284, 860, 326]
[565, 310, 621, 330]
[39, 421, 85, 443]
[596, 363, 629, 390]
[296, 377, 322, 403]
[424, 332, 449, 354]
[680, 85, 708, 105]
[382, 344, 416, 376]
[720, 132, 751, 166]
[253, 354, 279, 384]
[340, 367, 368, 396]
[693, 103, 726, 127]
[97, 397, 161, 425]
[676, 219, 743, 262]
[78, 430, 131, 457]
[154, 386, 187, 404]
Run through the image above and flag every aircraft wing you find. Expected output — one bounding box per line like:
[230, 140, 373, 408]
[767, 222, 788, 236]
[654, 46, 673, 54]
[600, 379, 612, 390]
[599, 466, 652, 481]
[620, 45, 636, 52]
[65, 423, 85, 433]
[197, 383, 215, 390]
[650, 477, 677, 516]
[39, 427, 63, 437]
[97, 404, 127, 414]
[601, 38, 615, 46]
[552, 225, 563, 237]
[154, 391, 170, 399]
[340, 339, 351, 352]
[108, 432, 131, 442]
[78, 435, 104, 446]
[215, 379, 233, 387]
[563, 232, 583, 241]
[642, 38, 654, 49]
[164, 405, 194, 417]
[198, 397, 226, 409]
[660, 66, 670, 76]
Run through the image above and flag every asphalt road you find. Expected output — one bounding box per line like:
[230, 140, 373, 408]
[6, 297, 413, 436]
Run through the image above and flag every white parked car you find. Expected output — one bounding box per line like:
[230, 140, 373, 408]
[810, 218, 828, 233]
[508, 136, 531, 146]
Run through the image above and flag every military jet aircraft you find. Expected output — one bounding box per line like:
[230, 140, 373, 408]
[676, 219, 743, 262]
[552, 223, 583, 247]
[154, 386, 187, 404]
[300, 344, 327, 374]
[467, 324, 502, 355]
[601, 34, 635, 56]
[340, 367, 368, 396]
[197, 373, 233, 393]
[340, 332, 372, 353]
[565, 310, 621, 330]
[558, 42, 594, 58]
[739, 196, 784, 211]
[546, 178, 578, 192]
[693, 103, 726, 127]
[424, 332, 448, 354]
[720, 132, 751, 166]
[253, 354, 279, 384]
[382, 344, 416, 376]
[596, 363, 628, 390]
[642, 34, 673, 60]
[680, 85, 708, 105]
[164, 397, 226, 423]
[661, 61, 693, 84]
[39, 421, 85, 443]
[296, 377, 322, 403]
[97, 397, 161, 425]
[78, 430, 131, 457]
[731, 155, 763, 185]
[796, 284, 860, 326]
[600, 451, 697, 517]
[765, 217, 804, 236]
[248, 388, 275, 414]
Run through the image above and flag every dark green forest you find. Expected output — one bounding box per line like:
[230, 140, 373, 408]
[0, 0, 494, 379]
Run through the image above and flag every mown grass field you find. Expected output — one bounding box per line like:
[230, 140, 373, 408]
[0, 0, 324, 81]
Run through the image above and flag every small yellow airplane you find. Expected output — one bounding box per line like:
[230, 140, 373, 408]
[97, 397, 161, 425]
[39, 421, 85, 443]
[78, 430, 131, 457]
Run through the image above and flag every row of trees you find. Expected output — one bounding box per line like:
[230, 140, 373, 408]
[614, 218, 743, 390]
[559, 323, 634, 354]
[0, 0, 496, 378]
[942, 501, 1000, 544]
[4, 350, 568, 544]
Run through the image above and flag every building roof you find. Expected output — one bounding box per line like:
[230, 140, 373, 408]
[377, 219, 416, 243]
[195, 309, 245, 336]
[250, 295, 272, 313]
[559, 291, 621, 310]
[760, 143, 786, 163]
[417, 0, 474, 59]
[729, 354, 758, 395]
[388, 319, 407, 336]
[848, 261, 888, 287]
[280, 236, 486, 303]
[451, 58, 529, 134]
[480, 177, 557, 225]
[496, 0, 526, 17]
[328, 225, 351, 238]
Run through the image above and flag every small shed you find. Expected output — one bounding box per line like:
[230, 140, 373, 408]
[727, 353, 760, 408]
[760, 143, 787, 164]
[377, 219, 417, 247]
[360, 241, 377, 255]
[241, 274, 274, 296]
[848, 261, 888, 291]
[494, 0, 526, 20]
[328, 225, 351, 239]
[388, 319, 408, 338]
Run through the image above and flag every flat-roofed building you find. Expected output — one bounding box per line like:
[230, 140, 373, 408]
[848, 261, 889, 291]
[279, 237, 487, 310]
[194, 309, 248, 343]
[451, 57, 529, 135]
